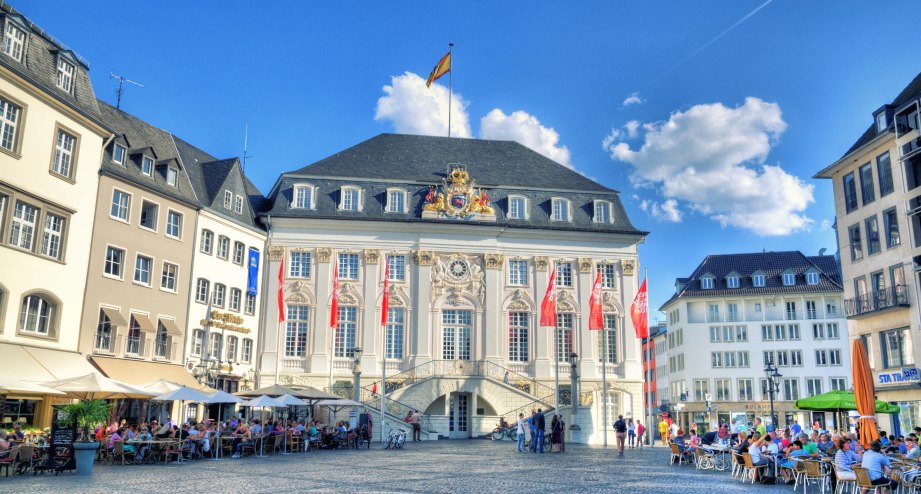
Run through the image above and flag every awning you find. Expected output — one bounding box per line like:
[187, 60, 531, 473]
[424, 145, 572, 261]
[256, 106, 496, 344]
[0, 343, 100, 396]
[158, 318, 182, 336]
[133, 313, 156, 333]
[91, 356, 204, 390]
[24, 346, 98, 379]
[0, 344, 56, 383]
[101, 307, 128, 327]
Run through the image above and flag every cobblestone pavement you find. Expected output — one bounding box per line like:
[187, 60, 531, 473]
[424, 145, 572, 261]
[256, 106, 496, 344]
[3, 441, 802, 493]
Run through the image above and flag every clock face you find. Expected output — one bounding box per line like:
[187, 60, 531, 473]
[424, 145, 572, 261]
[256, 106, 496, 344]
[448, 259, 468, 278]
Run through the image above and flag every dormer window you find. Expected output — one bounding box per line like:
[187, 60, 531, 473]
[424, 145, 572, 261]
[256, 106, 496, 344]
[508, 195, 527, 220]
[700, 277, 714, 289]
[56, 57, 75, 93]
[752, 272, 766, 287]
[3, 21, 26, 62]
[385, 188, 407, 213]
[166, 167, 178, 187]
[113, 143, 126, 165]
[593, 200, 612, 223]
[726, 274, 740, 289]
[292, 184, 315, 209]
[141, 155, 154, 176]
[551, 198, 571, 222]
[782, 271, 796, 286]
[806, 270, 819, 286]
[234, 195, 244, 214]
[876, 112, 888, 133]
[340, 186, 362, 211]
[223, 190, 233, 210]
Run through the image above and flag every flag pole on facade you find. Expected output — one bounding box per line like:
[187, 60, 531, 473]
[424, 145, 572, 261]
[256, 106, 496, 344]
[329, 263, 340, 393]
[540, 265, 558, 409]
[275, 255, 285, 384]
[588, 268, 605, 446]
[425, 44, 453, 137]
[380, 261, 390, 443]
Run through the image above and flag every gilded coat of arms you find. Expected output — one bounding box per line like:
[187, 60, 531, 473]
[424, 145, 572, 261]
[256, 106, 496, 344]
[422, 167, 496, 221]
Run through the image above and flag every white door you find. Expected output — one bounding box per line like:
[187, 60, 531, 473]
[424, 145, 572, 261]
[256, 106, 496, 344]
[449, 393, 470, 438]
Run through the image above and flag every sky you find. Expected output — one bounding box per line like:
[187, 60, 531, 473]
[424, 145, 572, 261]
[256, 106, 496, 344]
[18, 1, 920, 321]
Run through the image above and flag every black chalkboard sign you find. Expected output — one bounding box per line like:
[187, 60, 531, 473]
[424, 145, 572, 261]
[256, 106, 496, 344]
[51, 423, 75, 445]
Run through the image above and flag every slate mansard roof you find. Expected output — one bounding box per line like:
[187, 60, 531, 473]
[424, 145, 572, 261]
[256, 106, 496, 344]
[838, 71, 921, 160]
[264, 133, 645, 235]
[660, 251, 843, 310]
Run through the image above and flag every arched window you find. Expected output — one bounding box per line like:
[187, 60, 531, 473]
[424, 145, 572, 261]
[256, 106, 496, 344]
[19, 293, 57, 336]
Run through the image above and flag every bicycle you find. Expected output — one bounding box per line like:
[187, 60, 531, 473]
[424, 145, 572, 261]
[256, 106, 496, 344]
[384, 428, 406, 450]
[491, 426, 516, 441]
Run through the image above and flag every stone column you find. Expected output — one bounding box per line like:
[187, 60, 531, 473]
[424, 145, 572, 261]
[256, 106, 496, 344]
[362, 249, 380, 375]
[310, 247, 333, 375]
[576, 257, 594, 378]
[484, 254, 503, 361]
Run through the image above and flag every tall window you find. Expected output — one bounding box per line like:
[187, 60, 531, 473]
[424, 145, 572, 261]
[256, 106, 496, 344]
[727, 303, 738, 322]
[285, 305, 308, 357]
[385, 308, 404, 359]
[693, 379, 709, 402]
[212, 283, 226, 307]
[191, 329, 204, 356]
[806, 378, 822, 397]
[223, 190, 233, 209]
[229, 288, 242, 312]
[335, 306, 357, 357]
[154, 322, 169, 358]
[551, 198, 570, 222]
[41, 213, 64, 259]
[866, 216, 881, 255]
[783, 379, 800, 401]
[849, 224, 863, 261]
[387, 190, 406, 213]
[785, 301, 797, 320]
[843, 172, 858, 213]
[293, 185, 312, 209]
[598, 264, 616, 289]
[883, 208, 900, 248]
[104, 246, 125, 278]
[126, 316, 142, 356]
[508, 312, 529, 362]
[599, 314, 617, 364]
[208, 333, 222, 360]
[859, 162, 875, 205]
[594, 201, 610, 223]
[226, 336, 238, 362]
[141, 156, 153, 176]
[738, 379, 754, 401]
[0, 96, 21, 152]
[166, 168, 178, 187]
[19, 294, 55, 335]
[289, 251, 311, 278]
[111, 190, 130, 221]
[442, 309, 471, 360]
[341, 187, 360, 211]
[806, 271, 819, 285]
[338, 253, 359, 280]
[94, 309, 113, 351]
[555, 313, 574, 362]
[245, 293, 256, 315]
[3, 22, 25, 61]
[217, 235, 230, 259]
[877, 152, 894, 197]
[716, 378, 731, 401]
[387, 255, 405, 281]
[140, 201, 158, 230]
[234, 195, 244, 214]
[508, 196, 526, 219]
[166, 210, 182, 238]
[51, 129, 76, 179]
[242, 339, 253, 363]
[134, 255, 152, 286]
[708, 304, 720, 322]
[160, 262, 177, 291]
[555, 261, 573, 287]
[508, 260, 528, 286]
[56, 58, 74, 93]
[195, 278, 209, 303]
[233, 242, 245, 265]
[881, 328, 913, 369]
[200, 230, 213, 254]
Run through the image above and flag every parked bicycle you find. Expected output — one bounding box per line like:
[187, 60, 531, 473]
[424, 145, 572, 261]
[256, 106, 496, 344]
[491, 426, 517, 440]
[385, 427, 407, 450]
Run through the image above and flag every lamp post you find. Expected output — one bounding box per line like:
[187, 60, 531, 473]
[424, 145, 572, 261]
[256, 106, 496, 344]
[569, 352, 581, 442]
[764, 356, 783, 432]
[352, 347, 363, 404]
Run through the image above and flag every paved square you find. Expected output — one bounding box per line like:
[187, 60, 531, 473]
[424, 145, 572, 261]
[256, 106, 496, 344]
[3, 441, 800, 493]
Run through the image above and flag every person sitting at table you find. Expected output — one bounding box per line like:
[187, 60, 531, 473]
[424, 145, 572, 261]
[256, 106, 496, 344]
[862, 440, 899, 492]
[717, 423, 729, 442]
[335, 421, 348, 442]
[748, 433, 772, 479]
[799, 434, 820, 458]
[11, 424, 25, 441]
[154, 420, 172, 439]
[779, 440, 810, 483]
[834, 437, 861, 480]
[250, 419, 263, 437]
[765, 433, 780, 455]
[688, 431, 701, 451]
[735, 431, 749, 454]
[110, 427, 137, 457]
[231, 424, 253, 458]
[133, 426, 152, 462]
[0, 430, 11, 455]
[904, 438, 921, 459]
[816, 433, 833, 454]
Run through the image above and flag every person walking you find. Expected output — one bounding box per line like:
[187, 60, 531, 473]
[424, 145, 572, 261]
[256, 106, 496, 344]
[516, 413, 526, 452]
[658, 416, 669, 446]
[410, 410, 421, 442]
[627, 419, 636, 448]
[636, 420, 645, 449]
[614, 415, 627, 456]
[534, 409, 546, 453]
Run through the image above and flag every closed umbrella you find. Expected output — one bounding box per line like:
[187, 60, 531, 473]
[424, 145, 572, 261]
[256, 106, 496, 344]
[852, 339, 879, 449]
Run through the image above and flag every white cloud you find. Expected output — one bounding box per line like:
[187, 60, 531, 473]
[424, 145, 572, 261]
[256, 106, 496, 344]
[622, 92, 644, 107]
[640, 199, 682, 222]
[624, 120, 640, 138]
[374, 72, 472, 138]
[604, 97, 814, 236]
[480, 109, 572, 168]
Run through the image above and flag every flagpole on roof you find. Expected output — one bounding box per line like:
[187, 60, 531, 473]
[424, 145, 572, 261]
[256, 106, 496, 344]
[448, 43, 454, 138]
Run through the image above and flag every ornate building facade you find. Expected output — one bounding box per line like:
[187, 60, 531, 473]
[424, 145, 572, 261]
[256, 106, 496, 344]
[257, 134, 646, 443]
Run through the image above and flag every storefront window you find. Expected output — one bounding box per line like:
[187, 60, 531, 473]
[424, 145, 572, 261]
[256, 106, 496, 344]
[898, 401, 921, 434]
[2, 398, 38, 427]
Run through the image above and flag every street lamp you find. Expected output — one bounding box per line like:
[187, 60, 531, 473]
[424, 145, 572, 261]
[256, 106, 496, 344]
[569, 352, 581, 440]
[764, 356, 783, 432]
[352, 347, 363, 403]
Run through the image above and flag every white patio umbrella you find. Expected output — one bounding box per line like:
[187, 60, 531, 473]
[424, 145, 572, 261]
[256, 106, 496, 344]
[204, 390, 244, 461]
[141, 379, 185, 424]
[275, 394, 308, 454]
[43, 373, 157, 400]
[151, 386, 214, 464]
[0, 378, 65, 396]
[241, 395, 286, 457]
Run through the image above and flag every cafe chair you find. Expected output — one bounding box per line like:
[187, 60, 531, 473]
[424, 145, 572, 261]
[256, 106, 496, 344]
[0, 447, 20, 477]
[270, 435, 283, 454]
[852, 467, 883, 494]
[694, 447, 714, 470]
[110, 441, 130, 466]
[307, 433, 321, 452]
[832, 463, 856, 494]
[802, 460, 831, 494]
[741, 453, 768, 484]
[669, 443, 687, 465]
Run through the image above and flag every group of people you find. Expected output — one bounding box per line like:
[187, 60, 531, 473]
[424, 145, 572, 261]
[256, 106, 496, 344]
[512, 409, 566, 453]
[612, 417, 644, 455]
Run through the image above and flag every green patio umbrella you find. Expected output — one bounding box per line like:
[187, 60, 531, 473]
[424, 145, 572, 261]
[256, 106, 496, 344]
[795, 389, 900, 414]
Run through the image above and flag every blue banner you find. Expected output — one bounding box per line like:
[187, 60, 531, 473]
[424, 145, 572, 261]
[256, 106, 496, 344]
[247, 248, 260, 295]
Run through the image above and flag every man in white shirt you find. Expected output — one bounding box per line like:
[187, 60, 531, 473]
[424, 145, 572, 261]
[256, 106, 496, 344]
[730, 419, 741, 442]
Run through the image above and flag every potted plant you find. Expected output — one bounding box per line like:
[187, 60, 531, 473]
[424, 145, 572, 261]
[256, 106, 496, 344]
[57, 399, 112, 475]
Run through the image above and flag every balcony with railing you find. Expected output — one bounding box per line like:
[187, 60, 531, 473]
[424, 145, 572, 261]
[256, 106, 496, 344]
[844, 285, 910, 318]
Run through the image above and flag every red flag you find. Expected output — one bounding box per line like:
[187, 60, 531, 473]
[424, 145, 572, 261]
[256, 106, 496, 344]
[330, 263, 340, 328]
[539, 266, 557, 327]
[631, 277, 649, 339]
[277, 255, 285, 323]
[381, 262, 390, 326]
[588, 269, 603, 330]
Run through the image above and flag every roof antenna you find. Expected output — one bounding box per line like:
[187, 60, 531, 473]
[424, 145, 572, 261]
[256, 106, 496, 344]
[109, 72, 144, 110]
[242, 123, 250, 174]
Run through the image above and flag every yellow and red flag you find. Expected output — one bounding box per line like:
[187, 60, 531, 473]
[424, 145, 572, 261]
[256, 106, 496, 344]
[426, 51, 451, 88]
[630, 277, 649, 338]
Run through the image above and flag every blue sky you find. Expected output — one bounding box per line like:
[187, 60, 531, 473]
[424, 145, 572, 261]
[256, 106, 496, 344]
[20, 1, 920, 319]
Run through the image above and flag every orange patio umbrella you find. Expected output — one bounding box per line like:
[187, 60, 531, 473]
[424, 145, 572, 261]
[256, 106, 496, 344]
[852, 339, 879, 449]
